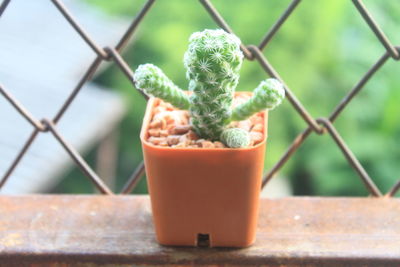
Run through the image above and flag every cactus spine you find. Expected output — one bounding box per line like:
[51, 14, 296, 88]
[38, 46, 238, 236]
[134, 29, 285, 148]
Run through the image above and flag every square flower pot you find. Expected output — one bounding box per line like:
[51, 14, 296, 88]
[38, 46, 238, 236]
[140, 96, 268, 247]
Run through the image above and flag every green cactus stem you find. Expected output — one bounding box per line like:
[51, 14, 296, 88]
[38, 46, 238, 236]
[184, 29, 243, 140]
[220, 128, 250, 148]
[230, 78, 285, 121]
[134, 29, 285, 148]
[134, 64, 190, 110]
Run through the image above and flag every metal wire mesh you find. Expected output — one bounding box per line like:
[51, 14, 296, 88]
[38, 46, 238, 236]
[0, 0, 399, 196]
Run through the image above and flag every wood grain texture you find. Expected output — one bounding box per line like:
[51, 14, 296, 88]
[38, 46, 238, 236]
[0, 195, 399, 266]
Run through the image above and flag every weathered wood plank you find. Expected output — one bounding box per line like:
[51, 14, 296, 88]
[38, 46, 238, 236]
[0, 195, 399, 266]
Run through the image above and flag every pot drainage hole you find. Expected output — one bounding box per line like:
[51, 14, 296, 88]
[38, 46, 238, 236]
[196, 233, 210, 248]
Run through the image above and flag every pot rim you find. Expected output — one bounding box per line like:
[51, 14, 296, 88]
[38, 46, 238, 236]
[140, 94, 268, 152]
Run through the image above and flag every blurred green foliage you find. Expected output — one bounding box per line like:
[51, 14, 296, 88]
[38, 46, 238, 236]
[58, 0, 400, 196]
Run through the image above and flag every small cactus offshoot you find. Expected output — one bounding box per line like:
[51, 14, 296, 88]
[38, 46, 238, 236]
[220, 128, 250, 148]
[134, 29, 285, 148]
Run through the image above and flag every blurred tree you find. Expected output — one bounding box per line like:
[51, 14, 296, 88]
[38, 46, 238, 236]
[61, 0, 400, 196]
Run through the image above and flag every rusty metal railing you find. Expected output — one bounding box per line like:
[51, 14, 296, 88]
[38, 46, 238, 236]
[0, 0, 399, 197]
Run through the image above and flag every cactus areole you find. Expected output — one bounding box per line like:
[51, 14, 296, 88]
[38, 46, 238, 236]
[134, 29, 285, 148]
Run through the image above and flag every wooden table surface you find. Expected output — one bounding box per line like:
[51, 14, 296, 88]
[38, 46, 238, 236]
[0, 195, 399, 266]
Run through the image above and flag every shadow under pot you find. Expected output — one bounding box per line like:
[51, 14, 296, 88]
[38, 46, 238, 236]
[140, 96, 268, 248]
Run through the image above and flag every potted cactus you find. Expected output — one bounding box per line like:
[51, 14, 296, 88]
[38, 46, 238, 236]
[134, 29, 284, 247]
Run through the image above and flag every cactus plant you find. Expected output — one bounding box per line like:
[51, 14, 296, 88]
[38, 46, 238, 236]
[134, 29, 285, 148]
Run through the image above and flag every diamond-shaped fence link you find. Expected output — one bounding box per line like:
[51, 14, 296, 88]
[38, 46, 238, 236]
[0, 0, 399, 197]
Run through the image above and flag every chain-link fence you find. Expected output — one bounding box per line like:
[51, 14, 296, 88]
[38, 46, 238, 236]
[0, 0, 399, 197]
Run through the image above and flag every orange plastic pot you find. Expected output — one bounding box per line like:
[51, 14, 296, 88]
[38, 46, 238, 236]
[140, 96, 268, 248]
